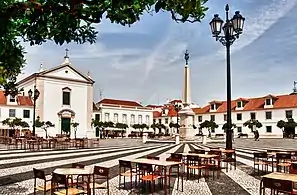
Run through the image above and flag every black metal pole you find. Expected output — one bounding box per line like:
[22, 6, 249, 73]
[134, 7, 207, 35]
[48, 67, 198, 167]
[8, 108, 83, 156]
[32, 86, 36, 136]
[225, 5, 232, 150]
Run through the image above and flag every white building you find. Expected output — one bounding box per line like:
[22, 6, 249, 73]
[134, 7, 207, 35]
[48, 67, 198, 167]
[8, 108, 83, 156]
[0, 91, 33, 137]
[93, 98, 154, 137]
[16, 55, 94, 138]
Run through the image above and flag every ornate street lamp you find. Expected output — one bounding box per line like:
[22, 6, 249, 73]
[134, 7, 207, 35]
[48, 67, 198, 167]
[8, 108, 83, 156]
[28, 86, 40, 136]
[209, 4, 245, 149]
[174, 102, 182, 134]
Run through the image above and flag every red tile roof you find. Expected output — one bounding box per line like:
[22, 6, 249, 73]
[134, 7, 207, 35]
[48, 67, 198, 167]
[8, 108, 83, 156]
[169, 99, 182, 104]
[193, 94, 297, 114]
[0, 91, 33, 106]
[97, 98, 143, 107]
[153, 111, 162, 118]
[146, 105, 163, 108]
[17, 96, 33, 106]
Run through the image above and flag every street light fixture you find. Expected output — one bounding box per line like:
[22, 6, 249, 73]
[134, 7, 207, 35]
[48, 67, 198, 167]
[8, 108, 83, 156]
[174, 102, 182, 134]
[28, 86, 40, 136]
[209, 4, 245, 150]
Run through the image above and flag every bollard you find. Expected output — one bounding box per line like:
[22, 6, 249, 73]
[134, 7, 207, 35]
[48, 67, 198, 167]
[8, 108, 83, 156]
[175, 134, 180, 144]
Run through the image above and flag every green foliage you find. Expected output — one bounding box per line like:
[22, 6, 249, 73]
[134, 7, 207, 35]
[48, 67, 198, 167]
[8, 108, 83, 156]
[2, 117, 29, 129]
[115, 122, 128, 129]
[243, 119, 262, 132]
[169, 122, 180, 129]
[0, 0, 208, 93]
[71, 122, 79, 128]
[35, 118, 54, 138]
[222, 123, 237, 131]
[199, 120, 218, 137]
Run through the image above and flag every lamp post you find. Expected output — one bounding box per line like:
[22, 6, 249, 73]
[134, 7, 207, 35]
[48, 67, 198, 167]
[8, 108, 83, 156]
[174, 102, 182, 134]
[209, 4, 245, 149]
[28, 86, 40, 136]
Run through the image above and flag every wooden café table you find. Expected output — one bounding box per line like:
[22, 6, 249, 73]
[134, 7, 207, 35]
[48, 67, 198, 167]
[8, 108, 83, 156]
[131, 158, 182, 195]
[260, 172, 297, 194]
[53, 168, 93, 195]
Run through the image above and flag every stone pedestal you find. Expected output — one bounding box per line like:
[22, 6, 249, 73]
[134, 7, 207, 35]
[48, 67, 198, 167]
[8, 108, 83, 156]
[202, 135, 207, 144]
[179, 127, 196, 139]
[142, 133, 148, 144]
[175, 134, 180, 144]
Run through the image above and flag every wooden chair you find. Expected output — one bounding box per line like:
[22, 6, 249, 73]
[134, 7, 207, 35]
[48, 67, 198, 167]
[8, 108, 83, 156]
[51, 172, 85, 195]
[136, 163, 162, 194]
[119, 160, 137, 190]
[276, 153, 292, 173]
[166, 157, 182, 191]
[81, 166, 110, 195]
[186, 155, 206, 181]
[253, 152, 268, 175]
[33, 168, 51, 195]
[221, 149, 236, 172]
[260, 177, 297, 195]
[207, 150, 222, 179]
[70, 163, 85, 187]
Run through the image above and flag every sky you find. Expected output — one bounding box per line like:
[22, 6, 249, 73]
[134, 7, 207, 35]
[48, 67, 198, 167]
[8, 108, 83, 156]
[20, 0, 297, 107]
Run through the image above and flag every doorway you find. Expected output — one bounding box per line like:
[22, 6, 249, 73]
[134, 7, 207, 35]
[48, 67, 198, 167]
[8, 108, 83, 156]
[61, 118, 71, 134]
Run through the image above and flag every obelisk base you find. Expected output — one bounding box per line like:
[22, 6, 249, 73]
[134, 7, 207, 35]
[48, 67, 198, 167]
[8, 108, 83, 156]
[179, 127, 195, 139]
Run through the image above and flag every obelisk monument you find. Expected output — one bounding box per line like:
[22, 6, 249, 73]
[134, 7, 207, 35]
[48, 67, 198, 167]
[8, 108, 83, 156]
[179, 50, 195, 139]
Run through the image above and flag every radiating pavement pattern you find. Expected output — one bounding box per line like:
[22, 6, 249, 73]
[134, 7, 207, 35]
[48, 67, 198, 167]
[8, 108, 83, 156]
[0, 138, 292, 195]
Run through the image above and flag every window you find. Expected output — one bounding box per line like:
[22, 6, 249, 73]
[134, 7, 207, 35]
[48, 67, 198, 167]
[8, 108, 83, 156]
[114, 113, 118, 123]
[250, 112, 256, 120]
[198, 116, 202, 122]
[237, 127, 242, 133]
[237, 101, 242, 108]
[146, 115, 150, 124]
[265, 98, 272, 105]
[9, 109, 16, 117]
[158, 119, 162, 124]
[9, 96, 16, 102]
[23, 110, 30, 118]
[62, 91, 70, 105]
[153, 119, 156, 123]
[224, 114, 227, 121]
[237, 113, 242, 121]
[131, 114, 135, 124]
[210, 104, 215, 110]
[265, 111, 272, 120]
[266, 126, 272, 133]
[122, 114, 127, 123]
[95, 114, 100, 121]
[286, 110, 293, 119]
[162, 110, 166, 115]
[138, 115, 142, 123]
[210, 115, 215, 121]
[165, 118, 169, 124]
[104, 113, 110, 121]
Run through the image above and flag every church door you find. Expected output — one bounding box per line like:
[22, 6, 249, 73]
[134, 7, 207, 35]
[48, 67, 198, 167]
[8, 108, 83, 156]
[95, 127, 100, 137]
[61, 118, 71, 134]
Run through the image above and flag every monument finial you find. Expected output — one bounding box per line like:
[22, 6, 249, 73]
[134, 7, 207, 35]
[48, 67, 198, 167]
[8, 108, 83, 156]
[65, 48, 69, 58]
[294, 81, 297, 93]
[184, 50, 190, 65]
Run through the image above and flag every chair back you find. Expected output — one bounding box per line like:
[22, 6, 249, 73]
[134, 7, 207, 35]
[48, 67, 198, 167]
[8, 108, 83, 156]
[254, 152, 268, 159]
[137, 163, 153, 173]
[52, 172, 68, 186]
[147, 156, 160, 160]
[262, 177, 293, 192]
[94, 166, 109, 177]
[119, 160, 132, 169]
[276, 153, 291, 161]
[187, 155, 199, 162]
[194, 149, 205, 154]
[208, 150, 222, 156]
[166, 157, 180, 162]
[33, 168, 46, 180]
[170, 153, 183, 160]
[71, 163, 85, 169]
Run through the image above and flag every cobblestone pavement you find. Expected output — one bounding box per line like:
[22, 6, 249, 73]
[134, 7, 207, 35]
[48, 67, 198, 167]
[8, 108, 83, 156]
[0, 138, 295, 195]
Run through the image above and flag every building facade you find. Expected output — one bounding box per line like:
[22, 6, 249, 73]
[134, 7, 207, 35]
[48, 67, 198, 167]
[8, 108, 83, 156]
[93, 98, 154, 137]
[0, 91, 33, 136]
[153, 93, 297, 138]
[17, 56, 94, 138]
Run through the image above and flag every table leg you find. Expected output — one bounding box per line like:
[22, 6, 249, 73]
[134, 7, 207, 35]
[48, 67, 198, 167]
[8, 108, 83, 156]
[87, 175, 91, 195]
[164, 166, 167, 195]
